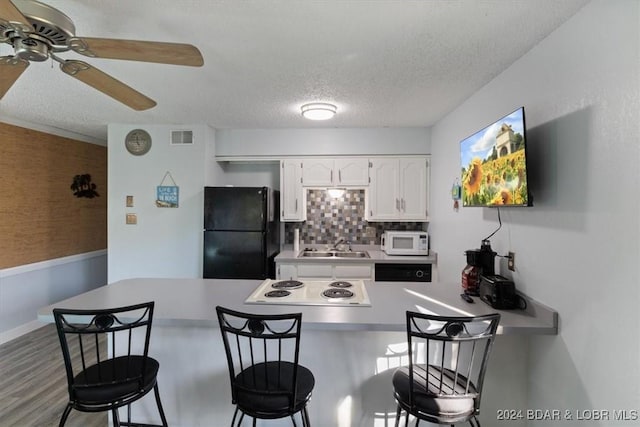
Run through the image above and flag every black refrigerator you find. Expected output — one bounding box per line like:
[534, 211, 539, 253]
[203, 186, 280, 279]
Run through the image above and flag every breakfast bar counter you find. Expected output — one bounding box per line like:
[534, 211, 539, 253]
[38, 278, 557, 426]
[37, 278, 556, 334]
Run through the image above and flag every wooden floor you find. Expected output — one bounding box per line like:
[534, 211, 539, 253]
[0, 324, 107, 427]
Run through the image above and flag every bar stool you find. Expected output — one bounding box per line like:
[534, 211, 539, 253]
[392, 311, 500, 426]
[53, 301, 168, 427]
[216, 306, 315, 426]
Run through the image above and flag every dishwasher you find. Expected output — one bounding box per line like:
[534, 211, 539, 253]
[374, 263, 432, 282]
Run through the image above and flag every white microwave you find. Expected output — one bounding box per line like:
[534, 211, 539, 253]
[381, 231, 429, 256]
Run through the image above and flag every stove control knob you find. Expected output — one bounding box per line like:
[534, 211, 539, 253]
[415, 270, 424, 278]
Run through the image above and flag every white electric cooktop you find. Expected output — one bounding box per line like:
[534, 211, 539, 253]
[245, 279, 371, 307]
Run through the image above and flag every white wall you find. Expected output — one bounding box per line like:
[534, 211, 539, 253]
[0, 251, 107, 343]
[429, 1, 639, 424]
[108, 124, 216, 281]
[215, 127, 430, 158]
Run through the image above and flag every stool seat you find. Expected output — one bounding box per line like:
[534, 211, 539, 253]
[71, 356, 160, 405]
[392, 365, 476, 421]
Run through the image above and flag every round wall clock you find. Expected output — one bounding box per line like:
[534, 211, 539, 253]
[124, 129, 152, 156]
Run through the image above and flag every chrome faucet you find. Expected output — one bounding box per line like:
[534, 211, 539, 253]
[332, 238, 352, 251]
[332, 238, 346, 249]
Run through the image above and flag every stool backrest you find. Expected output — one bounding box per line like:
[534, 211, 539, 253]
[216, 306, 303, 412]
[405, 311, 500, 415]
[53, 301, 155, 401]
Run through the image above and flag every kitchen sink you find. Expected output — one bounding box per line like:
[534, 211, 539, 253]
[299, 250, 370, 259]
[334, 251, 369, 258]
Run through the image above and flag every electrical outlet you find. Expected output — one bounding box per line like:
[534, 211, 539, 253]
[508, 252, 515, 271]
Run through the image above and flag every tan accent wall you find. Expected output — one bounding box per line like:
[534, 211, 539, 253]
[0, 122, 107, 269]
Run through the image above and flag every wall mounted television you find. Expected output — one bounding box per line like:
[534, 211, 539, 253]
[460, 107, 531, 207]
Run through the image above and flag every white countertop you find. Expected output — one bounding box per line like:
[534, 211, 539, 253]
[276, 247, 437, 264]
[38, 278, 557, 335]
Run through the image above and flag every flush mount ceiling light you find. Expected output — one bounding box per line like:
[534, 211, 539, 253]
[301, 103, 337, 120]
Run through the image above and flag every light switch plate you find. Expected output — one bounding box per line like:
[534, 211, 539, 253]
[126, 213, 137, 225]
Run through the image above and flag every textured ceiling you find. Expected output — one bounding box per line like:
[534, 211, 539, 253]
[0, 0, 589, 142]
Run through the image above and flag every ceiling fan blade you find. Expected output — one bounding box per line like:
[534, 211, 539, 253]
[0, 0, 31, 32]
[60, 60, 156, 111]
[68, 37, 204, 67]
[0, 56, 29, 99]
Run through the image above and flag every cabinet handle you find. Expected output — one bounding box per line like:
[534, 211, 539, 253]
[402, 198, 406, 211]
[338, 170, 342, 183]
[295, 199, 298, 212]
[331, 170, 333, 183]
[396, 198, 400, 211]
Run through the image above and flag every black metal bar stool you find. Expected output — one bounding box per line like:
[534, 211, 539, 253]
[53, 301, 168, 427]
[216, 306, 315, 427]
[392, 311, 501, 426]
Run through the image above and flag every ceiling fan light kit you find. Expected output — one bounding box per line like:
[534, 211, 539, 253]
[301, 102, 337, 120]
[0, 0, 203, 109]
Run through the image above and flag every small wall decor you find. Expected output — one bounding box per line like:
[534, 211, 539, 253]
[156, 171, 179, 208]
[70, 174, 99, 198]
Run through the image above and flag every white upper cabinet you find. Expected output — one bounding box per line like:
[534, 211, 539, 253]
[280, 160, 305, 221]
[367, 157, 429, 221]
[302, 158, 369, 186]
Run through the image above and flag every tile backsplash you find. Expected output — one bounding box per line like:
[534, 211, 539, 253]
[284, 189, 426, 245]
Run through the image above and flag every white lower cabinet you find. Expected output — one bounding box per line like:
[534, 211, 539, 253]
[276, 263, 373, 280]
[277, 263, 298, 280]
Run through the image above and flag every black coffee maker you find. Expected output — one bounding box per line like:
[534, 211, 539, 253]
[462, 239, 496, 295]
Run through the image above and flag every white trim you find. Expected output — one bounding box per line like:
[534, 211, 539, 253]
[0, 249, 107, 278]
[0, 320, 46, 346]
[0, 116, 106, 146]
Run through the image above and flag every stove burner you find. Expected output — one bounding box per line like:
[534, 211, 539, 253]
[329, 281, 353, 288]
[265, 290, 291, 298]
[322, 288, 354, 299]
[271, 280, 304, 290]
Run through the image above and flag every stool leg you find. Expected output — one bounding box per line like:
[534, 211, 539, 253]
[302, 406, 311, 427]
[153, 384, 169, 426]
[394, 405, 401, 427]
[112, 408, 121, 427]
[58, 403, 72, 427]
[230, 407, 239, 427]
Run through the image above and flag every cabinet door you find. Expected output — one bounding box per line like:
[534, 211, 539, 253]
[302, 159, 334, 186]
[334, 264, 374, 279]
[280, 160, 305, 221]
[399, 158, 429, 220]
[296, 264, 333, 279]
[335, 158, 369, 186]
[277, 264, 297, 280]
[367, 158, 400, 221]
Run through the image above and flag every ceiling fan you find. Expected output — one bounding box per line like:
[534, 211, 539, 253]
[0, 0, 203, 110]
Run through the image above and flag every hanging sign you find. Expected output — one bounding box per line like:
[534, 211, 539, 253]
[156, 171, 179, 208]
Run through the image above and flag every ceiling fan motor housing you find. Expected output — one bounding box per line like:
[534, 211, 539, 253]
[8, 0, 76, 55]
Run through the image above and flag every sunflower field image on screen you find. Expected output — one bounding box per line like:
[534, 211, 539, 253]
[460, 107, 529, 207]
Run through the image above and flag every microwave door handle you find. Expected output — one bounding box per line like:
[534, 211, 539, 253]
[381, 235, 385, 249]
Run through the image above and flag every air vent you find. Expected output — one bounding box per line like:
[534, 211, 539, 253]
[170, 130, 193, 145]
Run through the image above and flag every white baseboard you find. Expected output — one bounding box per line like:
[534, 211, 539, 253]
[0, 320, 46, 345]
